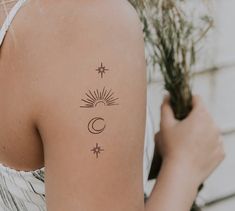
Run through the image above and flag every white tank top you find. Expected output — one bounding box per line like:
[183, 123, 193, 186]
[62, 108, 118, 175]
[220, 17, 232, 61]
[0, 1, 155, 210]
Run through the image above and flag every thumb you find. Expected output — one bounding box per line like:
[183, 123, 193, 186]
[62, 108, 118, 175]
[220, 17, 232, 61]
[160, 96, 178, 128]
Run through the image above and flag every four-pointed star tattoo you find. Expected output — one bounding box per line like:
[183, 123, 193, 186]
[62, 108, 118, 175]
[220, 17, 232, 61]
[96, 62, 109, 78]
[91, 143, 104, 158]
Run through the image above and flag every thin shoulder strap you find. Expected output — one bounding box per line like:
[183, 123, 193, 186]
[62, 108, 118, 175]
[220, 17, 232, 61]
[0, 0, 26, 47]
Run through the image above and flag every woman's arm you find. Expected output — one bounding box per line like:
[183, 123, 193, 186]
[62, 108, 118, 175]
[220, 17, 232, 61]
[145, 96, 225, 211]
[25, 0, 147, 210]
[146, 159, 198, 211]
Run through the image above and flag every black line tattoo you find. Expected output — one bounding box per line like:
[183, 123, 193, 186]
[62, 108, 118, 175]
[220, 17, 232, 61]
[96, 62, 109, 78]
[80, 87, 119, 108]
[91, 143, 104, 158]
[88, 117, 106, 134]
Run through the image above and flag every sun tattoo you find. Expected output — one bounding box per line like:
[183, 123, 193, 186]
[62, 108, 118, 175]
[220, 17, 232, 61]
[96, 62, 109, 78]
[91, 143, 104, 158]
[80, 87, 119, 108]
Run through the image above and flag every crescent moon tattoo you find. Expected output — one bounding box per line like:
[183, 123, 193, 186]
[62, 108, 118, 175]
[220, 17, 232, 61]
[88, 117, 106, 134]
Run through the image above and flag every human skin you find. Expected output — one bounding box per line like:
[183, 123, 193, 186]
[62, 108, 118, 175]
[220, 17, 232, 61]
[0, 0, 224, 211]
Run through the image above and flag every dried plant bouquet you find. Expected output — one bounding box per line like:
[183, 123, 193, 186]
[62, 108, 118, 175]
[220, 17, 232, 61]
[130, 0, 213, 210]
[131, 0, 213, 119]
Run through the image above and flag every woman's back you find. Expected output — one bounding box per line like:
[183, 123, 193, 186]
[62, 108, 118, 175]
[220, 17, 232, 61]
[0, 0, 44, 171]
[0, 1, 46, 210]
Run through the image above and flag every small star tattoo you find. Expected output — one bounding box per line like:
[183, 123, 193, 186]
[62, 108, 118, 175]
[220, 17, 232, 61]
[96, 62, 109, 78]
[91, 143, 104, 158]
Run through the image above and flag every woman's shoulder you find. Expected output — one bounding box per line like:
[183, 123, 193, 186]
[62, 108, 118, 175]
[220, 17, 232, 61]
[12, 0, 143, 70]
[16, 0, 141, 40]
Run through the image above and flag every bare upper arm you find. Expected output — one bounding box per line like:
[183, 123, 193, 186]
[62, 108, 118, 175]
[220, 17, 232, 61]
[27, 0, 147, 210]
